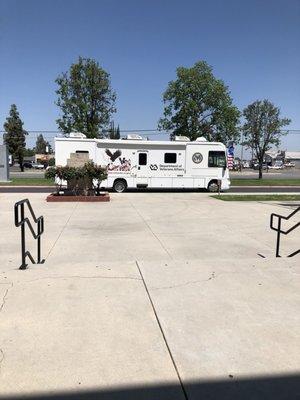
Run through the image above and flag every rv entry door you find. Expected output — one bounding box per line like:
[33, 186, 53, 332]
[136, 152, 149, 187]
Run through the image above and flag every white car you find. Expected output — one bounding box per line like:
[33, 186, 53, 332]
[269, 164, 283, 170]
[284, 162, 295, 168]
[32, 163, 44, 170]
[242, 161, 250, 168]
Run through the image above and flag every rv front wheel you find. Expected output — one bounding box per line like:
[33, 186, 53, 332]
[113, 179, 127, 193]
[208, 181, 219, 192]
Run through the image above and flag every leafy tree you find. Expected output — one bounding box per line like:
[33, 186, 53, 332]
[23, 148, 35, 157]
[55, 57, 116, 138]
[242, 100, 291, 179]
[35, 134, 48, 154]
[48, 157, 55, 166]
[3, 104, 28, 171]
[158, 61, 240, 143]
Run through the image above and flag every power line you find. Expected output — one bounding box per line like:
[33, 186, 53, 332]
[0, 129, 167, 133]
[0, 129, 168, 135]
[1, 129, 300, 135]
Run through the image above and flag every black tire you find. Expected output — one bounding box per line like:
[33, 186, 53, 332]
[113, 179, 127, 193]
[207, 181, 219, 193]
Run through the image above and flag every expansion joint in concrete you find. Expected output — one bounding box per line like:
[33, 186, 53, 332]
[46, 203, 79, 259]
[0, 348, 4, 376]
[135, 261, 189, 400]
[0, 283, 13, 313]
[129, 201, 174, 260]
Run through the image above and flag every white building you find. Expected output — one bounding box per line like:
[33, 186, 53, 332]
[285, 152, 300, 168]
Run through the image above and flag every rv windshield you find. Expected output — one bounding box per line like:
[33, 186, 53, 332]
[208, 151, 226, 168]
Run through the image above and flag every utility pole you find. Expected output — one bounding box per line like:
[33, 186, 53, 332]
[240, 131, 244, 161]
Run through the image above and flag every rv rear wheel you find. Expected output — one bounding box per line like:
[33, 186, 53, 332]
[113, 179, 127, 193]
[208, 181, 219, 192]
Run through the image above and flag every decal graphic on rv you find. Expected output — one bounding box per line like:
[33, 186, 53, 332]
[159, 164, 184, 171]
[105, 149, 131, 173]
[105, 149, 121, 162]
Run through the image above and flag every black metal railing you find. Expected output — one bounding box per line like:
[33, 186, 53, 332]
[14, 199, 45, 269]
[270, 206, 300, 258]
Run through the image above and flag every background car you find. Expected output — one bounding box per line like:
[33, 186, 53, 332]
[269, 164, 283, 170]
[242, 160, 250, 168]
[284, 162, 295, 168]
[23, 162, 33, 169]
[253, 163, 268, 170]
[269, 160, 284, 169]
[32, 163, 45, 169]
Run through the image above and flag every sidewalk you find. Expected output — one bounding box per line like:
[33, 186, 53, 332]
[0, 193, 299, 398]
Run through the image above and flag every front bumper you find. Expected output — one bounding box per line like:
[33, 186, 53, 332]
[222, 179, 230, 190]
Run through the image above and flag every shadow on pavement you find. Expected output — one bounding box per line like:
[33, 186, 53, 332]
[2, 374, 300, 400]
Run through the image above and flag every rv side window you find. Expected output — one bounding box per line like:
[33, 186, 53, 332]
[75, 150, 89, 154]
[208, 151, 226, 167]
[139, 153, 147, 165]
[164, 153, 177, 163]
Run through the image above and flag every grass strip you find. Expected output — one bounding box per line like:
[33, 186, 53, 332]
[231, 179, 300, 186]
[0, 178, 55, 186]
[212, 194, 300, 201]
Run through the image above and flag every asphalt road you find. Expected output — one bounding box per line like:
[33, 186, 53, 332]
[230, 169, 300, 179]
[10, 170, 45, 178]
[1, 186, 300, 193]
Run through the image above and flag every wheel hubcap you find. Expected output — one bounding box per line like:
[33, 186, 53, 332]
[115, 183, 124, 192]
[209, 183, 218, 192]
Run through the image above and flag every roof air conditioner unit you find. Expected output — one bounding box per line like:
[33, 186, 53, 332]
[69, 132, 87, 138]
[126, 134, 143, 140]
[195, 137, 207, 142]
[174, 136, 190, 141]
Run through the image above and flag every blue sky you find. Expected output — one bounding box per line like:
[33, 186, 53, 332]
[0, 0, 299, 151]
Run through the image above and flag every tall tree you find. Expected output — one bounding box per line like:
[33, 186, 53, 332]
[109, 121, 115, 139]
[158, 61, 240, 143]
[55, 57, 116, 138]
[35, 134, 48, 154]
[109, 122, 121, 139]
[242, 100, 291, 179]
[115, 125, 120, 139]
[3, 104, 28, 172]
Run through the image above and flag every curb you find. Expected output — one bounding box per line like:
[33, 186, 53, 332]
[1, 185, 300, 190]
[0, 186, 54, 188]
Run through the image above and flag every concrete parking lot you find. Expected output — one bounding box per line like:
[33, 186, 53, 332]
[0, 192, 299, 399]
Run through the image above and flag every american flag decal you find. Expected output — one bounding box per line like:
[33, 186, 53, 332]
[227, 145, 234, 170]
[227, 154, 234, 169]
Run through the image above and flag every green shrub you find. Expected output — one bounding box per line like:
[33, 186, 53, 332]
[45, 162, 107, 195]
[48, 158, 55, 166]
[83, 161, 108, 194]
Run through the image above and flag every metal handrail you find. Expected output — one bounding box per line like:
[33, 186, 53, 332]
[14, 199, 45, 269]
[270, 206, 300, 257]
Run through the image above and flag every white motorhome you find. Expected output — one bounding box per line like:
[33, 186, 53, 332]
[55, 133, 230, 192]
